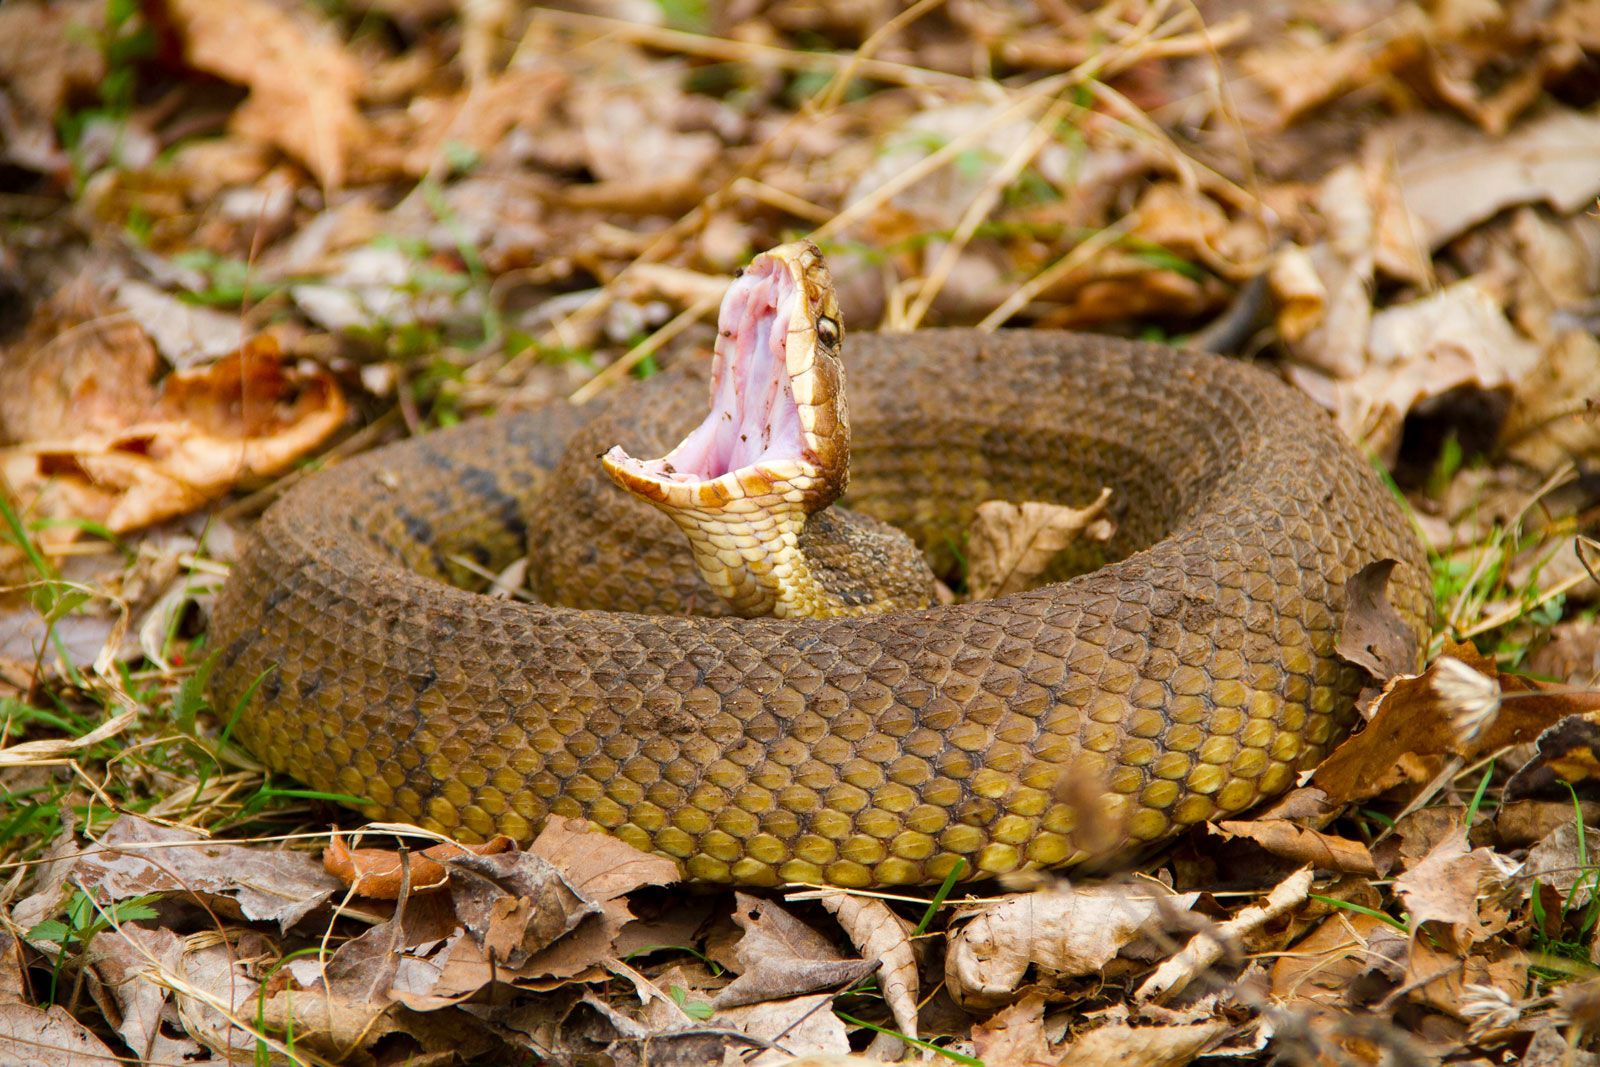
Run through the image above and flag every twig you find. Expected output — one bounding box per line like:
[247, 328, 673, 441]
[1135, 866, 1314, 1003]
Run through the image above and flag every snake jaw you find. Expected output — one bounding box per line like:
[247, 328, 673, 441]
[601, 240, 847, 515]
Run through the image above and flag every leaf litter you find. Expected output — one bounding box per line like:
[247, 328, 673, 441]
[2, 0, 1600, 1064]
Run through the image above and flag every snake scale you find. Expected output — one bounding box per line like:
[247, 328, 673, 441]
[209, 329, 1431, 888]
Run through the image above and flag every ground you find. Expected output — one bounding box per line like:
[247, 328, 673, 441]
[2, 1, 1600, 1065]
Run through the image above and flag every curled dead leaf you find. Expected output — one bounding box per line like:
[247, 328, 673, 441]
[11, 816, 343, 934]
[2, 335, 345, 561]
[1311, 645, 1597, 808]
[1135, 867, 1313, 1004]
[1058, 1020, 1229, 1067]
[713, 893, 875, 1009]
[945, 881, 1198, 1010]
[967, 490, 1115, 600]
[1213, 821, 1376, 876]
[816, 891, 918, 1044]
[323, 833, 515, 899]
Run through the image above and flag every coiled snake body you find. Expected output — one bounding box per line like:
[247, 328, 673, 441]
[211, 328, 1430, 887]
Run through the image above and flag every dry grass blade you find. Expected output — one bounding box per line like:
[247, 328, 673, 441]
[0, 710, 136, 768]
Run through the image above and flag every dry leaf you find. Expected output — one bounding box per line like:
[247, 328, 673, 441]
[972, 992, 1055, 1067]
[1057, 1020, 1229, 1067]
[713, 893, 875, 1009]
[164, 0, 367, 188]
[1341, 277, 1539, 460]
[1236, 9, 1428, 130]
[1336, 559, 1421, 680]
[447, 848, 598, 965]
[114, 281, 245, 370]
[714, 994, 853, 1066]
[1505, 711, 1600, 801]
[1213, 822, 1376, 876]
[0, 930, 23, 1002]
[945, 882, 1199, 1009]
[817, 891, 918, 1044]
[967, 490, 1114, 600]
[0, 0, 104, 172]
[1525, 821, 1597, 910]
[1280, 165, 1376, 380]
[1311, 646, 1596, 807]
[2, 335, 346, 549]
[1529, 619, 1600, 687]
[1386, 108, 1600, 249]
[90, 924, 202, 1066]
[11, 816, 343, 934]
[323, 833, 515, 899]
[177, 929, 497, 1063]
[0, 1003, 122, 1066]
[1136, 867, 1313, 1004]
[1503, 330, 1600, 469]
[1271, 908, 1406, 1007]
[1393, 834, 1521, 950]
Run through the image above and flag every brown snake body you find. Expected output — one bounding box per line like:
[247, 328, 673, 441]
[210, 330, 1430, 887]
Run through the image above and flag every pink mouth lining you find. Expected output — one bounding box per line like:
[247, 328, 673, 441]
[640, 256, 808, 484]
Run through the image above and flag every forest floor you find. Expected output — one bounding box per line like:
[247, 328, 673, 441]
[3, 1, 1600, 1064]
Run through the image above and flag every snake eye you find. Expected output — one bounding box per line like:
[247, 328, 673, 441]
[816, 315, 841, 349]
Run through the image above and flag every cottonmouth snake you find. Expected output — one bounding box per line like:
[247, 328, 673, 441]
[210, 253, 1430, 888]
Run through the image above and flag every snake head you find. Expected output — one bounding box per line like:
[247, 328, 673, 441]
[601, 240, 849, 517]
[600, 241, 915, 618]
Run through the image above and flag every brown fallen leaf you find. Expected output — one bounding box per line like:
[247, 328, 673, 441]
[11, 816, 343, 934]
[1270, 908, 1405, 1008]
[1235, 7, 1428, 131]
[817, 891, 919, 1046]
[1341, 277, 1540, 462]
[0, 1002, 123, 1066]
[944, 882, 1199, 1009]
[91, 923, 201, 1066]
[1495, 797, 1600, 850]
[1335, 558, 1421, 681]
[0, 929, 23, 1002]
[163, 0, 367, 188]
[966, 490, 1115, 600]
[1310, 645, 1599, 807]
[713, 993, 854, 1066]
[1275, 165, 1376, 381]
[972, 992, 1055, 1067]
[712, 893, 876, 1009]
[1213, 821, 1376, 876]
[1505, 712, 1600, 801]
[446, 848, 598, 965]
[1385, 108, 1600, 250]
[0, 278, 159, 445]
[1393, 834, 1521, 951]
[114, 280, 245, 370]
[1525, 821, 1596, 910]
[2, 334, 346, 558]
[1057, 1020, 1229, 1067]
[323, 833, 515, 899]
[176, 928, 499, 1063]
[1503, 331, 1600, 470]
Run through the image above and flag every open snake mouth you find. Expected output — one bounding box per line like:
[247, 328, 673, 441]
[602, 246, 839, 505]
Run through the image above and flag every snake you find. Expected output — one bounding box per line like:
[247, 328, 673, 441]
[209, 242, 1431, 888]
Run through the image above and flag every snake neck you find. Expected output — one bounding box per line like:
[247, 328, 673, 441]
[662, 498, 824, 617]
[664, 499, 935, 618]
